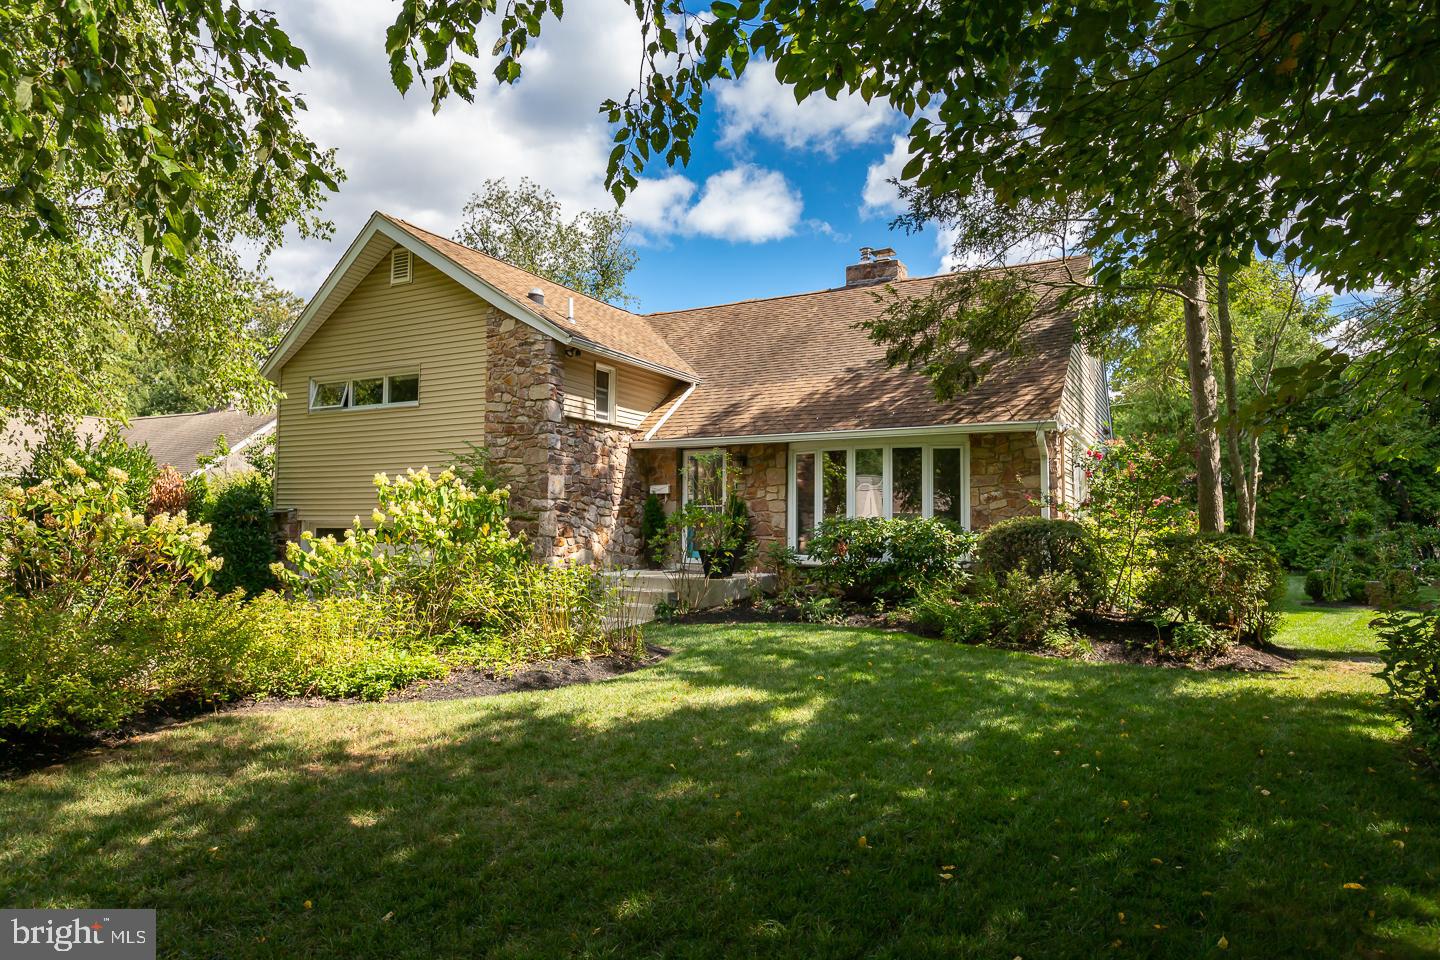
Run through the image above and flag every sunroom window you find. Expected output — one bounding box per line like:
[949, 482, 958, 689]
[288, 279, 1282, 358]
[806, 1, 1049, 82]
[791, 440, 970, 551]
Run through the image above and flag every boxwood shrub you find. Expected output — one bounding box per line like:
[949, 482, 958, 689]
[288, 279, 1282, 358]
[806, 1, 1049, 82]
[974, 516, 1105, 607]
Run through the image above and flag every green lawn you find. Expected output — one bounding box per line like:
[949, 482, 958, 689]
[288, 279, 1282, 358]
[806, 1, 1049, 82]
[2, 592, 1437, 958]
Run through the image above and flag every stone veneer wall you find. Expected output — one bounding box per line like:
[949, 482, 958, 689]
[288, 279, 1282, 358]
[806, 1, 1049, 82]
[485, 312, 565, 555]
[484, 309, 652, 567]
[968, 430, 1064, 530]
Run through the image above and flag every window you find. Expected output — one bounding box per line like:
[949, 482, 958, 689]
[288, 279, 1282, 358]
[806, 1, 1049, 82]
[794, 452, 816, 551]
[594, 364, 616, 423]
[790, 439, 970, 552]
[309, 372, 421, 411]
[892, 447, 923, 518]
[313, 527, 349, 540]
[352, 377, 384, 407]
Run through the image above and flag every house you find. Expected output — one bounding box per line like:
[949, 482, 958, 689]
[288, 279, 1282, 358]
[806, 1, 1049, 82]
[263, 212, 1109, 562]
[1, 408, 274, 479]
[123, 408, 276, 477]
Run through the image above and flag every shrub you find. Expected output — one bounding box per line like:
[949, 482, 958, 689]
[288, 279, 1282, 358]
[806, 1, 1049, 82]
[455, 562, 641, 667]
[192, 471, 277, 597]
[0, 592, 445, 735]
[807, 516, 976, 603]
[21, 427, 159, 512]
[147, 465, 190, 518]
[976, 516, 1104, 607]
[1078, 437, 1197, 609]
[1141, 533, 1285, 642]
[909, 570, 1076, 649]
[1, 460, 220, 613]
[640, 493, 667, 565]
[1373, 608, 1440, 762]
[275, 468, 525, 634]
[1304, 568, 1327, 603]
[1164, 620, 1230, 659]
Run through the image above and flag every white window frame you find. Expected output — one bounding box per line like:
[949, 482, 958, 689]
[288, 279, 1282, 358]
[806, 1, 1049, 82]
[308, 371, 421, 412]
[594, 363, 617, 424]
[786, 436, 971, 555]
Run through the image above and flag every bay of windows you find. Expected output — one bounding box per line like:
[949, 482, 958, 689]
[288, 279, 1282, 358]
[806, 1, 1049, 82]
[790, 440, 970, 551]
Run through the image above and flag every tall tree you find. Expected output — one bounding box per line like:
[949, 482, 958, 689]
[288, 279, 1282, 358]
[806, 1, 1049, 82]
[0, 4, 339, 425]
[455, 178, 639, 306]
[1, 0, 337, 268]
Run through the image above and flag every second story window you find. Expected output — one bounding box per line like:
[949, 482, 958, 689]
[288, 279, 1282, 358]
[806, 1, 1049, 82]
[594, 364, 616, 423]
[310, 372, 421, 411]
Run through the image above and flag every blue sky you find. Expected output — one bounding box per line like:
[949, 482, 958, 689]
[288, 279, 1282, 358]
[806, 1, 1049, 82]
[266, 0, 945, 314]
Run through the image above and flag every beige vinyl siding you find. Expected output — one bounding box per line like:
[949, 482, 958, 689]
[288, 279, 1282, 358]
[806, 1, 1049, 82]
[561, 351, 675, 430]
[1059, 344, 1110, 505]
[275, 252, 489, 531]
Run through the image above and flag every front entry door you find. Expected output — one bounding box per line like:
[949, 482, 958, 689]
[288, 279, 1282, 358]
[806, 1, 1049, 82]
[681, 449, 726, 561]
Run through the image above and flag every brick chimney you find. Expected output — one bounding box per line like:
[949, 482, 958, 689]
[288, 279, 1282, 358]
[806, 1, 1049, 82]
[845, 246, 908, 287]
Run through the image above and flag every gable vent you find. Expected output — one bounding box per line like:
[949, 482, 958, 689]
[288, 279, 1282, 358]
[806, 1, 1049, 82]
[390, 249, 413, 285]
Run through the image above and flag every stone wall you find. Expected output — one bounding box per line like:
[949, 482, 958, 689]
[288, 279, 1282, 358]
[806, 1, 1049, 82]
[969, 430, 1063, 530]
[729, 443, 788, 552]
[552, 418, 645, 566]
[484, 311, 564, 553]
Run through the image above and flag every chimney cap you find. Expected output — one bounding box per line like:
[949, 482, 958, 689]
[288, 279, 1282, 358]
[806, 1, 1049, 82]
[857, 245, 875, 262]
[871, 247, 897, 260]
[527, 287, 546, 305]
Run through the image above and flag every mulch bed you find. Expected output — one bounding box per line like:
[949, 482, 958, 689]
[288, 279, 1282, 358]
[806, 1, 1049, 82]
[2, 645, 671, 779]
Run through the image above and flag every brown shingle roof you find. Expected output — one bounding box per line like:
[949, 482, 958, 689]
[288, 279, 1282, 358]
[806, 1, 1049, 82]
[638, 258, 1088, 442]
[123, 408, 275, 475]
[383, 215, 698, 380]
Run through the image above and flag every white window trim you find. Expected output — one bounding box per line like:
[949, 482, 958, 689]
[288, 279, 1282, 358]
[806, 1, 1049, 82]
[786, 436, 971, 555]
[594, 363, 617, 424]
[308, 372, 421, 413]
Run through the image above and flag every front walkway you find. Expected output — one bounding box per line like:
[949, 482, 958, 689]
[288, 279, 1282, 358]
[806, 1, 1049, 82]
[606, 569, 777, 624]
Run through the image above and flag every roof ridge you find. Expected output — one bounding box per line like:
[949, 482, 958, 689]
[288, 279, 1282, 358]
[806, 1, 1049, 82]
[643, 255, 1089, 317]
[128, 408, 275, 422]
[385, 214, 647, 320]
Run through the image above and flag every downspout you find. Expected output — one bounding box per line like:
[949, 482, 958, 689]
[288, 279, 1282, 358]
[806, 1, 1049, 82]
[1036, 428, 1051, 519]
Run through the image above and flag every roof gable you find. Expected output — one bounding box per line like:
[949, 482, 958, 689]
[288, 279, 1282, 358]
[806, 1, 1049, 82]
[263, 213, 697, 383]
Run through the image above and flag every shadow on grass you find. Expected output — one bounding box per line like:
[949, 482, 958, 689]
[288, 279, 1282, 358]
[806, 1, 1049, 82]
[1, 624, 1437, 959]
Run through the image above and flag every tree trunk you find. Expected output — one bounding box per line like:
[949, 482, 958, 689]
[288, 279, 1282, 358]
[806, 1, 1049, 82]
[1180, 264, 1226, 533]
[1215, 261, 1254, 535]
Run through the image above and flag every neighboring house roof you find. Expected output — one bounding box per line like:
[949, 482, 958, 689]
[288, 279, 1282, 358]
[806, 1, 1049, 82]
[637, 258, 1089, 443]
[123, 408, 275, 476]
[0, 416, 109, 475]
[263, 212, 698, 384]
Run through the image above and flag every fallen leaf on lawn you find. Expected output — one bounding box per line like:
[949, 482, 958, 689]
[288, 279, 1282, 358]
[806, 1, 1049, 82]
[942, 864, 955, 870]
[858, 835, 869, 848]
[1150, 858, 1164, 865]
[303, 901, 313, 910]
[1343, 882, 1365, 890]
[1153, 924, 1167, 930]
[1393, 840, 1405, 849]
[381, 912, 394, 922]
[939, 873, 953, 880]
[1218, 935, 1229, 950]
[1118, 912, 1125, 923]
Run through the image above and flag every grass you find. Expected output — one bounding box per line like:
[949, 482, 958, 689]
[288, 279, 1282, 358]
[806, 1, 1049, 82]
[1, 589, 1436, 958]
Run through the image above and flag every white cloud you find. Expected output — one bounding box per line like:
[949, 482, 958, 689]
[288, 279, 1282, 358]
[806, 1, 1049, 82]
[683, 165, 803, 242]
[716, 62, 896, 153]
[861, 135, 910, 218]
[263, 0, 699, 296]
[624, 174, 698, 236]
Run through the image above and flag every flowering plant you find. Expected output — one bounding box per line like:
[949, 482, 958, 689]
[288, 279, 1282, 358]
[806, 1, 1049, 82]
[274, 468, 525, 633]
[1078, 437, 1196, 610]
[1, 459, 220, 621]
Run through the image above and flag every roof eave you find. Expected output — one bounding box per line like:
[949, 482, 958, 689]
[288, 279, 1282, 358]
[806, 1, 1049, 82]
[632, 418, 1061, 448]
